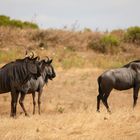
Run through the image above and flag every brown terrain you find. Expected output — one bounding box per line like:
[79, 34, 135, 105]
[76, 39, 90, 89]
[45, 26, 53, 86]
[0, 68, 140, 140]
[0, 27, 140, 140]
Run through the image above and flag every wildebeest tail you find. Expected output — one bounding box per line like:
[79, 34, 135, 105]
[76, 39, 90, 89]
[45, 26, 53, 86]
[97, 76, 102, 95]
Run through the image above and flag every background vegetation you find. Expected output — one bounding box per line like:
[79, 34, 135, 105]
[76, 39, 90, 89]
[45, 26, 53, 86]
[0, 16, 140, 140]
[0, 15, 140, 69]
[0, 15, 38, 29]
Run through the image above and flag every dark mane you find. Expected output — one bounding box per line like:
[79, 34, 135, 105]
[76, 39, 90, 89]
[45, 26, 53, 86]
[16, 57, 28, 62]
[0, 57, 27, 69]
[123, 60, 140, 68]
[0, 61, 14, 69]
[0, 56, 30, 69]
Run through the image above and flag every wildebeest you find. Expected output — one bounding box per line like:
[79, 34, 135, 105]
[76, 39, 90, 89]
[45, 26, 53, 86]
[18, 57, 56, 116]
[97, 60, 140, 113]
[0, 54, 43, 117]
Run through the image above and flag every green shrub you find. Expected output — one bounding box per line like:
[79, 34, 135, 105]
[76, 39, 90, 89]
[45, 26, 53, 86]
[83, 28, 92, 32]
[0, 15, 38, 29]
[0, 15, 10, 26]
[23, 21, 39, 29]
[10, 19, 23, 28]
[125, 26, 140, 44]
[110, 29, 125, 41]
[88, 34, 120, 53]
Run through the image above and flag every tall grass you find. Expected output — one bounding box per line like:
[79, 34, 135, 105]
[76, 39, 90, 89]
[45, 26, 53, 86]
[0, 48, 22, 63]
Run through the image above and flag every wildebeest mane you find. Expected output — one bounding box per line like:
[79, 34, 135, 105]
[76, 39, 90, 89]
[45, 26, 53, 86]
[0, 61, 14, 69]
[0, 57, 29, 69]
[123, 60, 140, 68]
[0, 60, 30, 91]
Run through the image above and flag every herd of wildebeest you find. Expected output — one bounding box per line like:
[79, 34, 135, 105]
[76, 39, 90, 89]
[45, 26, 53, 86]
[0, 51, 56, 117]
[0, 51, 140, 117]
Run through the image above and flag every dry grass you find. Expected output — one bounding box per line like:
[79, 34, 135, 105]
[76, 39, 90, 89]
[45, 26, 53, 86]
[1, 26, 140, 69]
[0, 68, 140, 140]
[1, 27, 140, 139]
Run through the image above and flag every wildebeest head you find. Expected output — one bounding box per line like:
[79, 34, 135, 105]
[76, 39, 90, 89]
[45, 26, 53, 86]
[15, 52, 41, 80]
[40, 57, 56, 80]
[23, 51, 43, 79]
[25, 56, 41, 79]
[46, 59, 56, 80]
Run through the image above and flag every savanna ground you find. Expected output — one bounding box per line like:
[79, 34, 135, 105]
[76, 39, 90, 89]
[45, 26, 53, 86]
[0, 68, 140, 140]
[1, 26, 140, 140]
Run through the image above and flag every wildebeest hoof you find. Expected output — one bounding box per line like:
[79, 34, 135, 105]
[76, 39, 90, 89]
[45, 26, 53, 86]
[25, 113, 30, 117]
[10, 115, 17, 119]
[10, 113, 16, 118]
[107, 110, 112, 114]
[96, 110, 100, 113]
[104, 117, 108, 120]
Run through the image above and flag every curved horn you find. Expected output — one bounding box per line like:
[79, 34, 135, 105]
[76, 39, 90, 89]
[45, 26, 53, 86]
[37, 56, 40, 61]
[25, 50, 28, 55]
[45, 56, 49, 62]
[30, 51, 34, 59]
[25, 50, 28, 57]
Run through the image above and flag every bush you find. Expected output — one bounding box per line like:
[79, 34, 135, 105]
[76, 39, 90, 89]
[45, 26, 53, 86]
[88, 34, 120, 53]
[110, 29, 125, 41]
[125, 26, 140, 44]
[0, 15, 10, 26]
[23, 21, 39, 29]
[83, 28, 92, 32]
[10, 19, 23, 28]
[0, 15, 38, 29]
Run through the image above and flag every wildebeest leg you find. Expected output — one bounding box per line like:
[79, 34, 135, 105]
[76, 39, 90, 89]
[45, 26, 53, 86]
[10, 91, 19, 117]
[133, 86, 139, 108]
[97, 95, 101, 112]
[15, 92, 19, 116]
[38, 89, 43, 115]
[97, 78, 104, 112]
[97, 93, 104, 112]
[19, 92, 29, 116]
[10, 99, 14, 117]
[32, 92, 36, 115]
[103, 92, 111, 113]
